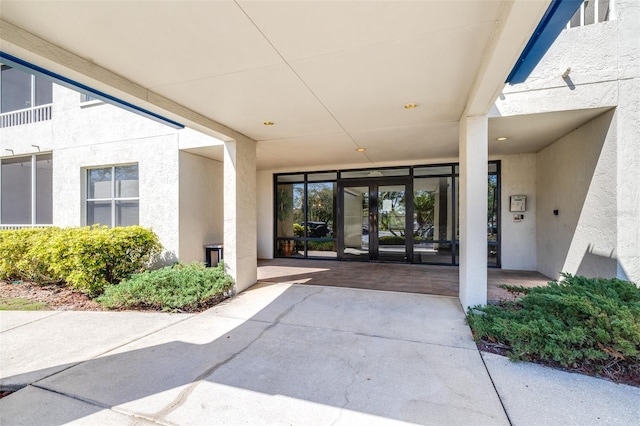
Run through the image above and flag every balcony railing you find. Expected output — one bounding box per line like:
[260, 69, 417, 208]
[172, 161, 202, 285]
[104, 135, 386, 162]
[0, 104, 53, 129]
[0, 224, 54, 231]
[566, 0, 614, 28]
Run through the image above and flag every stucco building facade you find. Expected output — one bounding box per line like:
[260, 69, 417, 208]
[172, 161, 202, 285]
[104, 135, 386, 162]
[0, 0, 637, 308]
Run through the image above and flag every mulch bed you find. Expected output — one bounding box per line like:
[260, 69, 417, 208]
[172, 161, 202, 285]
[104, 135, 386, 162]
[1, 280, 104, 311]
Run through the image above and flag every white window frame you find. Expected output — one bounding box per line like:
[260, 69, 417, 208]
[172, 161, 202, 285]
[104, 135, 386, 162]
[85, 164, 139, 227]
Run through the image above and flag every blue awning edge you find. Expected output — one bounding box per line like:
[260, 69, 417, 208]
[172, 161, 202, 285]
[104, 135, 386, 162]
[506, 0, 583, 85]
[0, 51, 185, 129]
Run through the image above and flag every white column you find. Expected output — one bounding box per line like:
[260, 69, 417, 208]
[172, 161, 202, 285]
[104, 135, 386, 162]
[224, 137, 257, 293]
[459, 115, 488, 310]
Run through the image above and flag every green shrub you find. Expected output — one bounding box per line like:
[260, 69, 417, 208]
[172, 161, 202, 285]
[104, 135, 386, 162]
[467, 274, 640, 370]
[97, 262, 234, 312]
[307, 241, 334, 251]
[0, 226, 161, 296]
[0, 227, 57, 283]
[378, 236, 424, 245]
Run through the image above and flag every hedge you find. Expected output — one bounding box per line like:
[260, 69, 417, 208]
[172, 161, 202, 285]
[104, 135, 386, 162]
[0, 226, 161, 296]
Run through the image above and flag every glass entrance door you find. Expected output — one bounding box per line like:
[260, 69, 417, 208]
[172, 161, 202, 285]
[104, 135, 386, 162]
[339, 179, 410, 262]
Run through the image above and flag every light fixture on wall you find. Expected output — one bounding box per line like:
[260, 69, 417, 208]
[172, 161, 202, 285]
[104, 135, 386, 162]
[561, 67, 571, 78]
[31, 144, 41, 151]
[263, 121, 275, 126]
[403, 103, 418, 109]
[496, 136, 508, 141]
[5, 149, 14, 155]
[356, 147, 366, 153]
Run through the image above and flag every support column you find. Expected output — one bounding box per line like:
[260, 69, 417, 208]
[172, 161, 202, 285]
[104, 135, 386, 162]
[224, 137, 257, 293]
[459, 115, 488, 310]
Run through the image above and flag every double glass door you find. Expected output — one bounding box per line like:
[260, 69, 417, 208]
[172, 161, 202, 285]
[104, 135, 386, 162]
[339, 179, 410, 262]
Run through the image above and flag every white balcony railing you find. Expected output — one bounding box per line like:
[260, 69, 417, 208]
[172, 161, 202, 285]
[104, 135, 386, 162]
[0, 224, 54, 231]
[0, 104, 53, 129]
[566, 0, 614, 29]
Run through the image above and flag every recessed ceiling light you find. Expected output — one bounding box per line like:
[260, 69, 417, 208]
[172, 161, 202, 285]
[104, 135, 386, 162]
[403, 103, 418, 109]
[263, 121, 275, 126]
[356, 147, 366, 153]
[496, 136, 508, 141]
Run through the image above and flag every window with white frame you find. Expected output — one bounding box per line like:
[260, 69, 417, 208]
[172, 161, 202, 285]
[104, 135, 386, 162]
[0, 65, 52, 113]
[0, 153, 53, 225]
[86, 164, 139, 227]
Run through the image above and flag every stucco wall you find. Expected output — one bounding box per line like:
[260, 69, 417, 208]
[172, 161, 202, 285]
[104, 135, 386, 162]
[178, 151, 224, 263]
[495, 1, 639, 283]
[53, 134, 181, 260]
[536, 110, 617, 279]
[498, 154, 537, 271]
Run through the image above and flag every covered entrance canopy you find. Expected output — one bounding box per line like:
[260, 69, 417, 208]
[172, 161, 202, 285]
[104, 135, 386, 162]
[0, 0, 577, 308]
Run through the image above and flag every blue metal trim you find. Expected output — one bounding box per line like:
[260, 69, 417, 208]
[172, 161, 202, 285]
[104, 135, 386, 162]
[0, 51, 185, 129]
[506, 0, 583, 84]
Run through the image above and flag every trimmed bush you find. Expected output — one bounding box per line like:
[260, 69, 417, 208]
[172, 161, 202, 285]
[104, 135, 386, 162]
[467, 274, 640, 373]
[0, 227, 57, 283]
[0, 226, 161, 296]
[97, 262, 234, 312]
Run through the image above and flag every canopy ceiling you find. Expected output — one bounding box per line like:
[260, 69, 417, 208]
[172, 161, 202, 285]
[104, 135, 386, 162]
[1, 1, 560, 169]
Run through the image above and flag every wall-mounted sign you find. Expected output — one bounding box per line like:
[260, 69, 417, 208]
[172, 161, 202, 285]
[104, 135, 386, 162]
[382, 199, 392, 213]
[510, 195, 527, 212]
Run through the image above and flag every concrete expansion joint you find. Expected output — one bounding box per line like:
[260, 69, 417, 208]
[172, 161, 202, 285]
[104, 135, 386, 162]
[0, 311, 63, 334]
[478, 352, 513, 426]
[29, 384, 172, 426]
[30, 383, 110, 410]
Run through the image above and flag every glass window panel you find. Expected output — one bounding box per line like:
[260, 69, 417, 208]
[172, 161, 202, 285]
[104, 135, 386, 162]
[307, 240, 337, 258]
[1, 65, 31, 113]
[86, 200, 111, 226]
[115, 165, 139, 198]
[488, 242, 498, 266]
[276, 183, 304, 238]
[277, 174, 304, 183]
[413, 177, 453, 264]
[80, 93, 98, 103]
[340, 168, 409, 179]
[34, 76, 52, 106]
[115, 201, 139, 227]
[307, 172, 337, 182]
[306, 182, 335, 238]
[413, 166, 453, 176]
[36, 154, 53, 224]
[488, 162, 498, 174]
[88, 168, 112, 199]
[1, 157, 32, 223]
[342, 186, 369, 259]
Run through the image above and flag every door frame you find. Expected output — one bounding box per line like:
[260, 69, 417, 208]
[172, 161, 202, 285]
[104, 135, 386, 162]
[337, 177, 413, 262]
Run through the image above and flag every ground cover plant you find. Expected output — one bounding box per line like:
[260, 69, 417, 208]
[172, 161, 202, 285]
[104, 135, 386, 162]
[467, 274, 640, 386]
[97, 262, 234, 312]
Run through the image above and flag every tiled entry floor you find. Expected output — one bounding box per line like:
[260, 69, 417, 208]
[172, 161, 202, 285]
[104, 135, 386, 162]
[257, 258, 551, 301]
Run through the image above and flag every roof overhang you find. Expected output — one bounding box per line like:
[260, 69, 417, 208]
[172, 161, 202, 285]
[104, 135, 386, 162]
[1, 1, 570, 169]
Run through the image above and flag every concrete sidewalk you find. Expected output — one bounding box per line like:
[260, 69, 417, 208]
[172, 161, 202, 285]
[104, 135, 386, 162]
[1, 283, 638, 425]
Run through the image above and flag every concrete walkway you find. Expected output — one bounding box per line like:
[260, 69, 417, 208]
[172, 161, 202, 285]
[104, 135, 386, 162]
[1, 283, 638, 425]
